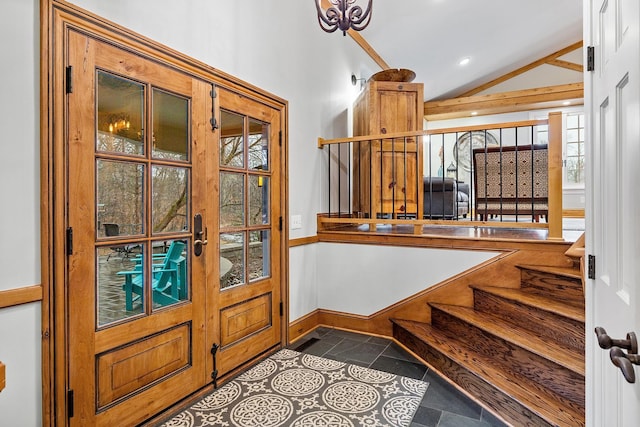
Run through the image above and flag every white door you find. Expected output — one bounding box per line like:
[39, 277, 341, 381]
[586, 0, 640, 426]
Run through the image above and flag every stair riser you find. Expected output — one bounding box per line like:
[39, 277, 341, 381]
[393, 323, 554, 427]
[474, 291, 585, 353]
[520, 270, 584, 305]
[431, 308, 584, 406]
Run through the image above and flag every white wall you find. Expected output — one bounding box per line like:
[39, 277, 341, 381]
[0, 0, 42, 424]
[317, 243, 497, 316]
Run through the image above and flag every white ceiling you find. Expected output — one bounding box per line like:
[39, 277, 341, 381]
[356, 0, 583, 101]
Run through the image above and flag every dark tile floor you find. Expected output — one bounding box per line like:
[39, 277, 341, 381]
[290, 327, 508, 427]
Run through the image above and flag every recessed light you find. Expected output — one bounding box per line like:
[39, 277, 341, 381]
[471, 111, 478, 116]
[563, 101, 571, 106]
[459, 57, 471, 66]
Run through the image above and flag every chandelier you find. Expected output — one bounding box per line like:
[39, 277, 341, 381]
[315, 0, 373, 36]
[107, 113, 131, 133]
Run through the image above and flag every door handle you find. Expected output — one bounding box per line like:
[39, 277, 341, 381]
[594, 327, 638, 353]
[595, 327, 640, 383]
[610, 347, 640, 383]
[193, 214, 208, 257]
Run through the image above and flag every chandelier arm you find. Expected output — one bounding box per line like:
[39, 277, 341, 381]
[315, 0, 372, 34]
[315, 0, 340, 32]
[348, 0, 372, 28]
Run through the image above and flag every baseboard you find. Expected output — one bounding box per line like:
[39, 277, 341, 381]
[288, 309, 321, 343]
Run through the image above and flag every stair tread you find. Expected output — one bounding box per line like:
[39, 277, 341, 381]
[471, 285, 585, 321]
[517, 264, 583, 281]
[393, 319, 584, 427]
[430, 302, 584, 376]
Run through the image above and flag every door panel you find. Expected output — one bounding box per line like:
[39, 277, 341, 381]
[587, 0, 640, 425]
[66, 30, 209, 426]
[215, 88, 282, 376]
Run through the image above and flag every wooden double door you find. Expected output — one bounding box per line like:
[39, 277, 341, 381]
[63, 29, 284, 426]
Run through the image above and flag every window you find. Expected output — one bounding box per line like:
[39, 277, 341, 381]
[533, 111, 585, 187]
[564, 113, 585, 185]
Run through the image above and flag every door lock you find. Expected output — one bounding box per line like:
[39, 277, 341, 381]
[193, 214, 208, 257]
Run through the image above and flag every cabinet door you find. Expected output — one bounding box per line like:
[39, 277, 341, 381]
[377, 87, 419, 134]
[375, 148, 418, 216]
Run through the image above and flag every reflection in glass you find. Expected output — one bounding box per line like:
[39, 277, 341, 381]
[249, 230, 270, 282]
[97, 245, 144, 327]
[152, 166, 189, 233]
[220, 232, 245, 289]
[248, 118, 269, 171]
[152, 89, 189, 161]
[249, 175, 269, 225]
[220, 172, 245, 228]
[96, 160, 144, 237]
[96, 71, 144, 155]
[220, 110, 244, 167]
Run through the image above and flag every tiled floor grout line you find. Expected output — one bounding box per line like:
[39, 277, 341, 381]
[294, 327, 507, 427]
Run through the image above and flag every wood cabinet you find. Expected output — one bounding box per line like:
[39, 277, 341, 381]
[353, 81, 424, 218]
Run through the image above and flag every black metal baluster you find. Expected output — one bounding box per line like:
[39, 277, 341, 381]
[498, 128, 503, 222]
[403, 136, 408, 218]
[514, 128, 519, 221]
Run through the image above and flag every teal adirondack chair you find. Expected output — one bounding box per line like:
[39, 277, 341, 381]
[118, 241, 186, 310]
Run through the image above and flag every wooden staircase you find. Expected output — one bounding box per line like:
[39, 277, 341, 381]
[393, 263, 585, 426]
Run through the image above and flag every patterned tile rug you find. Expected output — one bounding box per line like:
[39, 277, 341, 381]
[161, 348, 428, 427]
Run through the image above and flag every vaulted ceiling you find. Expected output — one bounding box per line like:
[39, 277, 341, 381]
[326, 0, 584, 119]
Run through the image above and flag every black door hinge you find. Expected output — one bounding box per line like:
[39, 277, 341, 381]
[65, 66, 73, 94]
[588, 254, 596, 279]
[66, 227, 73, 255]
[279, 301, 283, 317]
[67, 389, 74, 418]
[210, 84, 218, 130]
[279, 130, 282, 146]
[278, 216, 283, 231]
[587, 46, 595, 72]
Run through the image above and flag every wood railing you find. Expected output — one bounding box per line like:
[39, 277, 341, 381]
[317, 112, 563, 240]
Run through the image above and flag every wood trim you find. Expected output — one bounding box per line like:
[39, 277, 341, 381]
[318, 0, 389, 70]
[40, 1, 54, 425]
[0, 361, 5, 393]
[565, 233, 585, 259]
[547, 112, 564, 241]
[347, 30, 390, 70]
[289, 310, 321, 343]
[459, 41, 583, 97]
[424, 83, 584, 121]
[563, 209, 585, 218]
[0, 285, 43, 309]
[547, 59, 583, 73]
[289, 235, 319, 248]
[320, 119, 549, 146]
